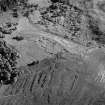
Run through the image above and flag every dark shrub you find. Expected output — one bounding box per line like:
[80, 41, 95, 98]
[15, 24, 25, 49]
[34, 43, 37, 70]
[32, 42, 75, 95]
[12, 36, 24, 41]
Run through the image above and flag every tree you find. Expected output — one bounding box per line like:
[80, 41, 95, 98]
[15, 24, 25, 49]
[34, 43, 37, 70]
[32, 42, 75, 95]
[0, 40, 20, 85]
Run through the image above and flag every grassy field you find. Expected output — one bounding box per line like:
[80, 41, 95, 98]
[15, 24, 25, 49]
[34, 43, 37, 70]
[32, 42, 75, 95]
[0, 50, 104, 105]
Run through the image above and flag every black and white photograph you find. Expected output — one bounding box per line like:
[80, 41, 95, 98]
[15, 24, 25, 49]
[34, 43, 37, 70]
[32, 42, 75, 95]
[0, 0, 105, 105]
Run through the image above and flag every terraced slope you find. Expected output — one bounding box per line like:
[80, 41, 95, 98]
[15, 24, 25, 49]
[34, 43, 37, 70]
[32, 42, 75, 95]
[0, 52, 104, 105]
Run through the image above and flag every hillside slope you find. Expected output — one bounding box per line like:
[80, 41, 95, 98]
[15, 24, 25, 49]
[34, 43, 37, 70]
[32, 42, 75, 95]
[0, 52, 105, 105]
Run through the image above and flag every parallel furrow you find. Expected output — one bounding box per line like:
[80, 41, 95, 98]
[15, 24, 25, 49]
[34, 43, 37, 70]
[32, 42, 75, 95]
[29, 73, 37, 93]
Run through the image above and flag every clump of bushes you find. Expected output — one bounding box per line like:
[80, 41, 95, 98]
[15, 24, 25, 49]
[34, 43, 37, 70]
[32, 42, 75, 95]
[0, 40, 20, 85]
[87, 15, 105, 45]
[0, 0, 28, 12]
[0, 0, 18, 12]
